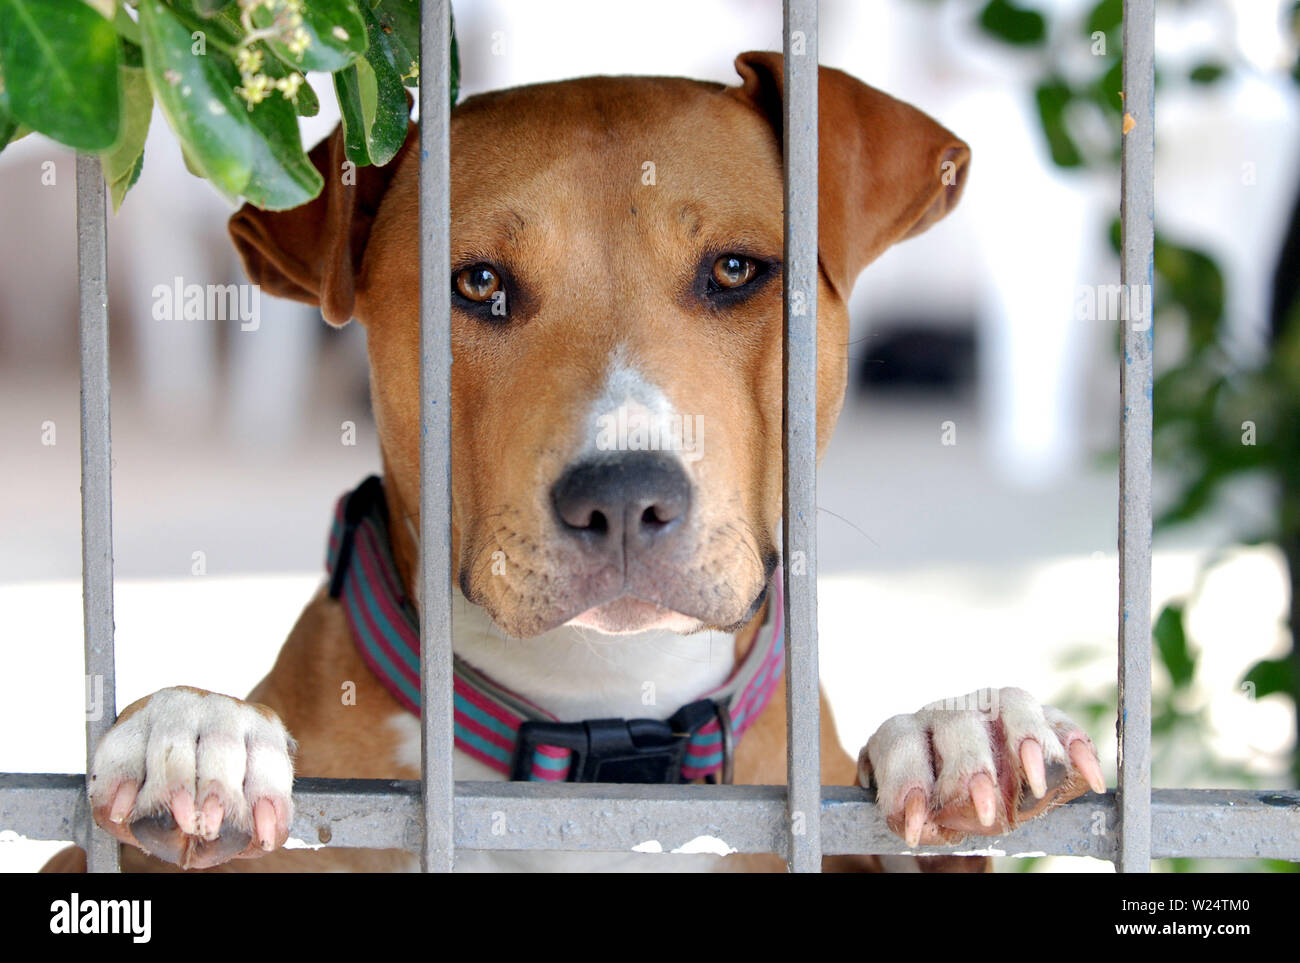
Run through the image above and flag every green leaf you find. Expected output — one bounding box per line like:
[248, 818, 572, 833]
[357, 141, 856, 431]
[0, 75, 16, 150]
[1084, 0, 1122, 39]
[1154, 237, 1225, 350]
[241, 72, 322, 209]
[450, 10, 459, 106]
[138, 0, 319, 209]
[333, 65, 371, 165]
[191, 0, 235, 15]
[1188, 62, 1227, 85]
[333, 0, 409, 167]
[293, 75, 319, 116]
[1034, 79, 1083, 168]
[178, 137, 207, 179]
[255, 0, 367, 74]
[977, 0, 1046, 47]
[139, 0, 252, 201]
[356, 54, 401, 160]
[119, 37, 143, 68]
[101, 63, 152, 211]
[1153, 603, 1196, 690]
[113, 2, 142, 45]
[0, 0, 121, 150]
[0, 118, 31, 151]
[371, 0, 420, 85]
[1090, 57, 1122, 115]
[165, 0, 243, 49]
[0, 108, 17, 152]
[367, 0, 460, 99]
[1241, 658, 1295, 700]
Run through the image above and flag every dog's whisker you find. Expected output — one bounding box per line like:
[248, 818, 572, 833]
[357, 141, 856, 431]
[816, 504, 880, 550]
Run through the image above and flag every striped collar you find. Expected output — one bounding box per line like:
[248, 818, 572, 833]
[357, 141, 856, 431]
[325, 475, 785, 783]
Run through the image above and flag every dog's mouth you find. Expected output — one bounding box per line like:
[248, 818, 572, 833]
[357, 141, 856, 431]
[458, 519, 778, 638]
[462, 561, 772, 638]
[555, 572, 772, 636]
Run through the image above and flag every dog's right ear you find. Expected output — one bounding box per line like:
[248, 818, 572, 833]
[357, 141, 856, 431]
[228, 123, 416, 326]
[729, 52, 970, 303]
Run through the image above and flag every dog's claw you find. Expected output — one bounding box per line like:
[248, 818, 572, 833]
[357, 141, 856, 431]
[254, 798, 278, 851]
[170, 787, 198, 835]
[1069, 739, 1106, 794]
[902, 788, 927, 847]
[198, 795, 225, 841]
[108, 781, 137, 824]
[969, 773, 998, 827]
[1020, 738, 1047, 799]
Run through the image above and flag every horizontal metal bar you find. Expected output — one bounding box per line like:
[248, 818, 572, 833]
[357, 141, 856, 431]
[0, 774, 90, 850]
[6, 775, 1297, 862]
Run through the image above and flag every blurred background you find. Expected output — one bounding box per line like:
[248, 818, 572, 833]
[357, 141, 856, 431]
[2, 0, 1298, 871]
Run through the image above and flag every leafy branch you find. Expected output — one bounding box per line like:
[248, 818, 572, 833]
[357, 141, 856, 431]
[0, 0, 459, 210]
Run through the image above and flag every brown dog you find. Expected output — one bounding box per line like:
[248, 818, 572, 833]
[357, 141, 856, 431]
[47, 52, 1103, 873]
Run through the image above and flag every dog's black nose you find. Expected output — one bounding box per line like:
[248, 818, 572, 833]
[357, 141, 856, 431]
[551, 453, 691, 554]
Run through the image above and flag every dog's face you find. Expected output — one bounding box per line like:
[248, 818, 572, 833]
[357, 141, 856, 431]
[232, 52, 968, 639]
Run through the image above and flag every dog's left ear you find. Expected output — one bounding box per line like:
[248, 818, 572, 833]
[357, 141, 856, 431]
[729, 51, 970, 300]
[228, 123, 416, 326]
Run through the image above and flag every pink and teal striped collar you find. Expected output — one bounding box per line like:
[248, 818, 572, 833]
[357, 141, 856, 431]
[325, 476, 785, 784]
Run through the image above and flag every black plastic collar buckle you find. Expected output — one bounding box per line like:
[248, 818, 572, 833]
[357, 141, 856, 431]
[511, 699, 719, 783]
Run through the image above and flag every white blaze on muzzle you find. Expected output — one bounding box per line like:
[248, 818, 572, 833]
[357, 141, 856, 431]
[579, 350, 703, 465]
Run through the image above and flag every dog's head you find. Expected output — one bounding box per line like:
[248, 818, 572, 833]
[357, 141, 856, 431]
[230, 52, 968, 639]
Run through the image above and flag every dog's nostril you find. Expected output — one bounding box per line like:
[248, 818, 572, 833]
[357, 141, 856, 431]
[588, 510, 609, 535]
[641, 498, 683, 529]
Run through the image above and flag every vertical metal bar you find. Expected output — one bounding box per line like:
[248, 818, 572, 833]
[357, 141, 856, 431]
[1117, 0, 1155, 873]
[418, 0, 455, 873]
[782, 0, 822, 874]
[77, 155, 119, 873]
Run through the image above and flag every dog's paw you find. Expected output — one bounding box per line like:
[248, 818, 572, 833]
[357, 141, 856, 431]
[858, 687, 1104, 847]
[89, 686, 296, 869]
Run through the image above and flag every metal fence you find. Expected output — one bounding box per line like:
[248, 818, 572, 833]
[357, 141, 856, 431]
[2, 0, 1298, 874]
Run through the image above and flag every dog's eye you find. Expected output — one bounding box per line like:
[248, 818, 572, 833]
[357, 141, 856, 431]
[454, 264, 501, 302]
[712, 254, 758, 289]
[692, 251, 774, 308]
